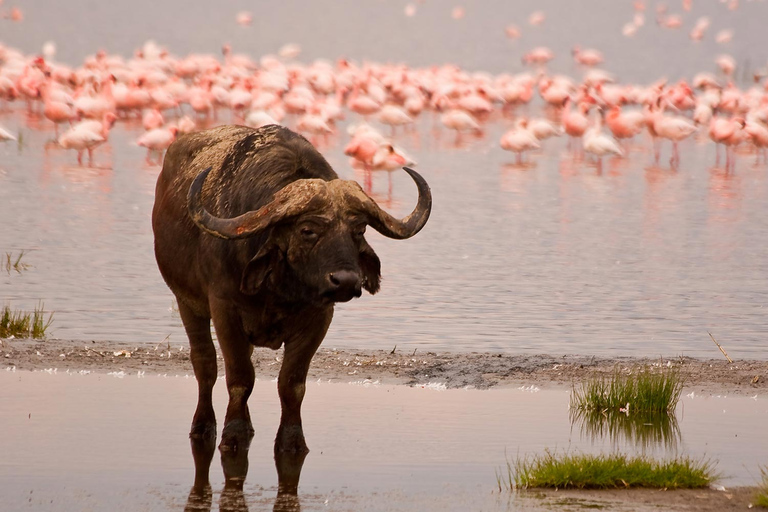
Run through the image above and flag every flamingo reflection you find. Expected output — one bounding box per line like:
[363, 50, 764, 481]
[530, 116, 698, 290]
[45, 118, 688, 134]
[185, 433, 306, 512]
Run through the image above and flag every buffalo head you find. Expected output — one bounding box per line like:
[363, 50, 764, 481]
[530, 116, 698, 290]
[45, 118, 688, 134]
[187, 166, 431, 304]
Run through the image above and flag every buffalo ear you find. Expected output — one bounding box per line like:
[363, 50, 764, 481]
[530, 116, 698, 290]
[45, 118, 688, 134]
[359, 239, 381, 294]
[240, 245, 280, 295]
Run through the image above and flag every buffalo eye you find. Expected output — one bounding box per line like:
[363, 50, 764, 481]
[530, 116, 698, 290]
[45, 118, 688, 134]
[353, 224, 366, 239]
[300, 226, 319, 242]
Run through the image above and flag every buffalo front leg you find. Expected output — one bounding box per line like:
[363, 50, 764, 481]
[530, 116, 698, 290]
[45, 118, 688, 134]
[275, 333, 326, 454]
[210, 300, 255, 450]
[178, 299, 217, 439]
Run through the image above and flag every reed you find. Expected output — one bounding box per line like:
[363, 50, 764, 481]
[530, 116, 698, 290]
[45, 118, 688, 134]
[756, 466, 768, 508]
[501, 450, 717, 490]
[570, 367, 683, 414]
[1, 302, 53, 339]
[4, 251, 31, 274]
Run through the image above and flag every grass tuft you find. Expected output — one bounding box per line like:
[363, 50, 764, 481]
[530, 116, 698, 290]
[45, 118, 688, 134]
[503, 451, 717, 490]
[1, 302, 54, 339]
[756, 466, 768, 508]
[570, 367, 684, 415]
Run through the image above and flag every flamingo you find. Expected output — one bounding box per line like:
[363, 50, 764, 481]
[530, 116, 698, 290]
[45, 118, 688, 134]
[377, 104, 413, 135]
[370, 143, 413, 171]
[572, 46, 604, 66]
[527, 118, 562, 141]
[709, 116, 745, 168]
[296, 109, 333, 145]
[605, 106, 644, 146]
[344, 124, 386, 170]
[500, 118, 540, 164]
[561, 98, 590, 149]
[142, 108, 164, 131]
[74, 75, 116, 120]
[58, 112, 117, 166]
[440, 109, 480, 143]
[40, 80, 76, 138]
[137, 126, 178, 165]
[745, 120, 768, 164]
[649, 98, 697, 165]
[244, 110, 279, 129]
[583, 112, 623, 171]
[346, 83, 381, 118]
[522, 47, 554, 66]
[176, 116, 197, 135]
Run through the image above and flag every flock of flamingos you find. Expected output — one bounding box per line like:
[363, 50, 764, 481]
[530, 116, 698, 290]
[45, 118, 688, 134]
[0, 2, 767, 176]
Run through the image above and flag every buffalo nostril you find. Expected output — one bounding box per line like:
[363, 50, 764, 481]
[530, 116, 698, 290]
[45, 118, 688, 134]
[327, 271, 362, 300]
[328, 271, 361, 289]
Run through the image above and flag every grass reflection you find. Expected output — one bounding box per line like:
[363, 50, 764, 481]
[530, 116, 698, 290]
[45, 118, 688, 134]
[570, 408, 681, 450]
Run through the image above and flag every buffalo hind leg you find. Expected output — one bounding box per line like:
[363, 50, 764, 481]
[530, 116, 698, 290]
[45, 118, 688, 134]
[210, 299, 256, 450]
[275, 335, 324, 454]
[178, 299, 218, 439]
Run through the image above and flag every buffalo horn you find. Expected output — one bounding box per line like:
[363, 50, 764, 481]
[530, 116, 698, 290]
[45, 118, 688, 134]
[187, 167, 326, 239]
[361, 167, 432, 239]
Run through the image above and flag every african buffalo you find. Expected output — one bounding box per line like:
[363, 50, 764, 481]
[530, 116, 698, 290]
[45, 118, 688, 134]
[152, 124, 431, 453]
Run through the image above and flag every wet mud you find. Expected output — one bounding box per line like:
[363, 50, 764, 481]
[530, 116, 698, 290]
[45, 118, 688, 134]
[2, 337, 766, 394]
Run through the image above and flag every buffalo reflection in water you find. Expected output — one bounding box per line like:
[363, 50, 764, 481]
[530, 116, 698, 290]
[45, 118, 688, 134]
[184, 433, 306, 512]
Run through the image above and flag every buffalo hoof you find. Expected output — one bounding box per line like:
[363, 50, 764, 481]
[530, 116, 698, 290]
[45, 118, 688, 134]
[274, 424, 309, 455]
[190, 421, 217, 440]
[219, 419, 255, 452]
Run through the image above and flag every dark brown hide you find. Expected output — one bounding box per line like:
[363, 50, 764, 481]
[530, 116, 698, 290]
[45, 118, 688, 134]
[151, 125, 431, 454]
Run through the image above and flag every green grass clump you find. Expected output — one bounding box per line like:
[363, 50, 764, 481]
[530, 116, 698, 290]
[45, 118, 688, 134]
[570, 367, 684, 415]
[501, 451, 716, 490]
[755, 466, 768, 508]
[1, 302, 54, 339]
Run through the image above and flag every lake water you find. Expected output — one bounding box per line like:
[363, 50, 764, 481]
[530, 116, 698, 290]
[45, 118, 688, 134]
[0, 370, 765, 511]
[2, 0, 768, 358]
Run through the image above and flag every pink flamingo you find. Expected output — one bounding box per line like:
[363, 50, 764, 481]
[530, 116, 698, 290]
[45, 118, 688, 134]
[583, 111, 623, 172]
[440, 109, 480, 143]
[709, 116, 745, 169]
[377, 104, 413, 135]
[500, 118, 540, 164]
[649, 98, 697, 165]
[561, 98, 590, 150]
[40, 80, 76, 138]
[137, 126, 178, 165]
[58, 112, 117, 166]
[142, 108, 164, 131]
[346, 83, 381, 119]
[605, 105, 645, 147]
[745, 120, 768, 164]
[572, 46, 604, 66]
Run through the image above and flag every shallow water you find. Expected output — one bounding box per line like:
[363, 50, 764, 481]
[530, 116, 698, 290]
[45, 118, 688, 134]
[0, 371, 765, 511]
[2, 0, 768, 358]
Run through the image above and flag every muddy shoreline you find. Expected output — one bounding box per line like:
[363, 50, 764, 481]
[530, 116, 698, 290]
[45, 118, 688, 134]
[2, 337, 765, 394]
